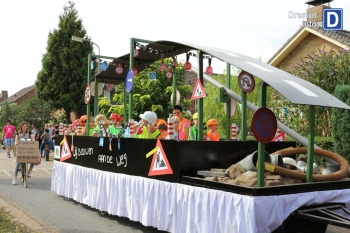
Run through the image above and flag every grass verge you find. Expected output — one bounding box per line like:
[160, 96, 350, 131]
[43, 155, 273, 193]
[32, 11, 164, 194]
[0, 207, 35, 233]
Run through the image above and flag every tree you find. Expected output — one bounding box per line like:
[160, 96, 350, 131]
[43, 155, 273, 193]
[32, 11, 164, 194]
[268, 48, 350, 137]
[99, 60, 191, 121]
[35, 1, 93, 122]
[331, 85, 350, 161]
[0, 97, 54, 132]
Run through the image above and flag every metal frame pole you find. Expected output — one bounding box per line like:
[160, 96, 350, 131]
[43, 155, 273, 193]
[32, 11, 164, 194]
[197, 50, 204, 141]
[129, 38, 134, 121]
[306, 105, 315, 182]
[86, 54, 91, 135]
[257, 82, 267, 187]
[226, 63, 231, 139]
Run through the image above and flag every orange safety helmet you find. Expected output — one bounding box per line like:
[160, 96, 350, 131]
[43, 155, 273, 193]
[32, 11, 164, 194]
[110, 113, 124, 121]
[79, 115, 87, 126]
[207, 119, 219, 127]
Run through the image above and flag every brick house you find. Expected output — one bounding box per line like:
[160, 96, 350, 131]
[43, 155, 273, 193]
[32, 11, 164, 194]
[0, 85, 36, 106]
[268, 0, 350, 72]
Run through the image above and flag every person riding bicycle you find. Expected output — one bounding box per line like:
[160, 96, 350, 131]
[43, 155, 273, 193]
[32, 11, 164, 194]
[12, 122, 36, 185]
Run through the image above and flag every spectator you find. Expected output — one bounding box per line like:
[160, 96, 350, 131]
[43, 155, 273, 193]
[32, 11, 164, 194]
[2, 120, 16, 158]
[40, 129, 50, 158]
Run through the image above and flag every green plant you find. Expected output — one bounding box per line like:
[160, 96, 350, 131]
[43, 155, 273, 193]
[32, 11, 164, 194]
[331, 85, 350, 162]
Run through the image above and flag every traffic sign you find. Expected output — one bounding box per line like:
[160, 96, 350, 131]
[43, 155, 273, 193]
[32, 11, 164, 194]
[191, 79, 206, 100]
[272, 132, 286, 141]
[115, 66, 123, 74]
[166, 71, 173, 78]
[159, 63, 166, 72]
[125, 69, 134, 93]
[60, 135, 72, 162]
[251, 108, 277, 144]
[206, 66, 213, 75]
[184, 62, 192, 71]
[134, 49, 139, 57]
[99, 62, 109, 71]
[84, 84, 91, 104]
[238, 72, 255, 93]
[148, 139, 173, 176]
[149, 72, 157, 80]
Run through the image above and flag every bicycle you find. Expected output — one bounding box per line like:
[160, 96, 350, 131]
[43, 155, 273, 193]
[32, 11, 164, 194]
[18, 162, 28, 188]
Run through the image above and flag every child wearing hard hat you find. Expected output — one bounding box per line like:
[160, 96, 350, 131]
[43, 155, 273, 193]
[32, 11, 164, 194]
[93, 114, 109, 137]
[204, 118, 220, 141]
[108, 113, 124, 136]
[136, 111, 160, 139]
[189, 112, 198, 140]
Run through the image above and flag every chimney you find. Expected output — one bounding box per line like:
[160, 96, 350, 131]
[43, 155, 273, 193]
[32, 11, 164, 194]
[1, 90, 8, 98]
[305, 0, 332, 27]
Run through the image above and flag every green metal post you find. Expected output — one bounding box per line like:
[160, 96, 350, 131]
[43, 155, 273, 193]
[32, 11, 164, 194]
[226, 63, 231, 139]
[198, 50, 204, 141]
[124, 87, 128, 120]
[241, 92, 247, 140]
[86, 54, 91, 135]
[306, 105, 315, 182]
[94, 78, 98, 117]
[172, 67, 177, 106]
[129, 38, 134, 121]
[257, 82, 267, 187]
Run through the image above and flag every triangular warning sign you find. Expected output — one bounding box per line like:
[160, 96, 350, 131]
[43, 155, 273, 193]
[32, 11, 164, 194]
[191, 79, 206, 100]
[272, 132, 286, 142]
[60, 135, 72, 162]
[148, 139, 173, 176]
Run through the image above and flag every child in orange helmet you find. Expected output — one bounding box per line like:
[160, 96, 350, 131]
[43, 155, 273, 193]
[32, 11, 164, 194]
[204, 118, 220, 141]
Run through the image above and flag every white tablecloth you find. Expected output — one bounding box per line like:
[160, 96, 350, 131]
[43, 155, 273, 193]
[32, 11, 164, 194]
[51, 161, 350, 233]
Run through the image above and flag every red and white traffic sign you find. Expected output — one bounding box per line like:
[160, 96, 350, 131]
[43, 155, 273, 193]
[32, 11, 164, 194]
[134, 49, 139, 57]
[60, 135, 72, 162]
[238, 72, 255, 93]
[159, 63, 166, 72]
[84, 84, 91, 104]
[272, 131, 286, 141]
[206, 66, 213, 75]
[251, 108, 277, 144]
[115, 66, 123, 74]
[184, 62, 192, 71]
[191, 79, 206, 100]
[166, 71, 173, 78]
[148, 139, 173, 176]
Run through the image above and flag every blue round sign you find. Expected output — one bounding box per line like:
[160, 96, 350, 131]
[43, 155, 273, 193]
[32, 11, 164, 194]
[251, 108, 277, 144]
[125, 69, 134, 93]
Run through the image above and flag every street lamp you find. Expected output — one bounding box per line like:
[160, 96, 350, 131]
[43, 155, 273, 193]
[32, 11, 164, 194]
[71, 36, 100, 117]
[71, 36, 100, 74]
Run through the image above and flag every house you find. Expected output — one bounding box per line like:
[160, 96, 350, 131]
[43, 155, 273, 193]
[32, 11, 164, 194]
[0, 85, 36, 106]
[268, 0, 350, 72]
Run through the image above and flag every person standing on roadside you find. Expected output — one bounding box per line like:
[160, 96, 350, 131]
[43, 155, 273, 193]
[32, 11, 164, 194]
[2, 120, 16, 158]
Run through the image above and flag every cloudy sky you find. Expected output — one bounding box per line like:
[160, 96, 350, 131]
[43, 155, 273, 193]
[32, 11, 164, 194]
[0, 0, 349, 97]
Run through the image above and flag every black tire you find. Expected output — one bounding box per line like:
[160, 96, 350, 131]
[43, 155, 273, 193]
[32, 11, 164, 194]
[21, 164, 26, 184]
[283, 215, 328, 233]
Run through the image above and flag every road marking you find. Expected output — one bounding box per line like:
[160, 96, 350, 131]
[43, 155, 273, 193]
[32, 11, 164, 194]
[3, 170, 12, 177]
[42, 169, 52, 174]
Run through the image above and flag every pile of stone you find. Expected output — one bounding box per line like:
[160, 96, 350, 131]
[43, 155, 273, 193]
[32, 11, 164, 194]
[200, 164, 303, 188]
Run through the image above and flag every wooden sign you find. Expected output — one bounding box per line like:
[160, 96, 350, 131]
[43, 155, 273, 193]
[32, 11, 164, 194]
[16, 141, 39, 163]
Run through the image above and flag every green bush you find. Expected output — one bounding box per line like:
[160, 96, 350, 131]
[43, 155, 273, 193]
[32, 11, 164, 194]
[332, 85, 350, 162]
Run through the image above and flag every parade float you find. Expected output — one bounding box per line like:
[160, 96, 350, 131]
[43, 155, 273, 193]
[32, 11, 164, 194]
[51, 38, 350, 233]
